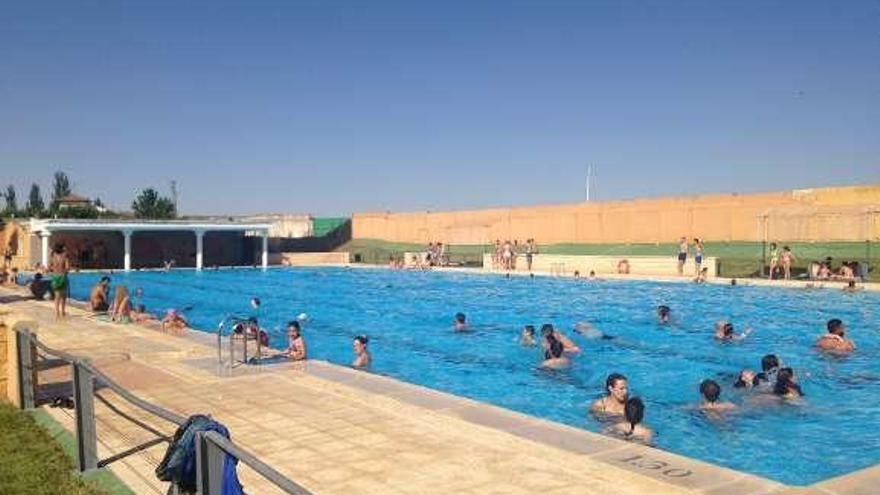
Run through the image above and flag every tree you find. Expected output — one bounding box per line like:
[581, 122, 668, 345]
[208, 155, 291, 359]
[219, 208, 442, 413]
[25, 183, 45, 218]
[3, 185, 17, 216]
[131, 188, 176, 219]
[51, 171, 72, 211]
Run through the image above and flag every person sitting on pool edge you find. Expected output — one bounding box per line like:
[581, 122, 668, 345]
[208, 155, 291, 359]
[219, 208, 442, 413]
[352, 335, 371, 368]
[131, 304, 157, 323]
[773, 368, 804, 399]
[591, 373, 628, 417]
[541, 337, 570, 369]
[161, 309, 188, 333]
[657, 305, 671, 324]
[699, 379, 736, 411]
[90, 276, 111, 312]
[520, 325, 536, 346]
[110, 285, 132, 323]
[285, 320, 307, 361]
[454, 312, 468, 332]
[816, 318, 855, 354]
[607, 397, 653, 444]
[540, 323, 580, 353]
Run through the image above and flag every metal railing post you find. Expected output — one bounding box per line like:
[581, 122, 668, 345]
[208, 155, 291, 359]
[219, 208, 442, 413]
[16, 330, 36, 409]
[196, 432, 225, 495]
[72, 359, 98, 472]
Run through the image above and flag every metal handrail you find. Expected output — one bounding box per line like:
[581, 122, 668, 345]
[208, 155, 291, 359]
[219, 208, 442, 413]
[16, 328, 310, 495]
[217, 314, 262, 367]
[202, 431, 312, 495]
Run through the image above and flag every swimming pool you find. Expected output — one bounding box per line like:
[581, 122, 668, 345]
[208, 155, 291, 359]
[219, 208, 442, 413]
[67, 267, 879, 485]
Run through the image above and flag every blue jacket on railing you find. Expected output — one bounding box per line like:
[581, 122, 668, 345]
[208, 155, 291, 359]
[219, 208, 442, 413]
[156, 414, 244, 495]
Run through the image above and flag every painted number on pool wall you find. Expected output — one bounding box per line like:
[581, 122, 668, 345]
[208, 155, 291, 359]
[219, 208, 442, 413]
[617, 455, 693, 478]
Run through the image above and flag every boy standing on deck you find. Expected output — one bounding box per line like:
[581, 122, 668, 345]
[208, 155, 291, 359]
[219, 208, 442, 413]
[676, 237, 689, 276]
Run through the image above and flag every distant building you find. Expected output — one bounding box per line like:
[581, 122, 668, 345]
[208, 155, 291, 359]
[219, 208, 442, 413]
[55, 194, 107, 213]
[196, 214, 313, 238]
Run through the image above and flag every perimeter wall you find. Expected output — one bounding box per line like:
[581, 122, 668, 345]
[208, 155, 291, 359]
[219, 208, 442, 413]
[352, 184, 880, 244]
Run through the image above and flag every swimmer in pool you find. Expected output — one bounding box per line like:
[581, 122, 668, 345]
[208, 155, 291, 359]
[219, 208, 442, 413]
[773, 368, 804, 399]
[842, 280, 859, 293]
[541, 338, 570, 369]
[285, 320, 307, 361]
[714, 320, 751, 341]
[607, 397, 653, 444]
[541, 323, 580, 353]
[733, 369, 766, 389]
[657, 305, 671, 324]
[816, 318, 855, 354]
[591, 373, 629, 417]
[454, 312, 468, 331]
[699, 379, 737, 411]
[755, 354, 780, 388]
[352, 335, 371, 368]
[520, 325, 536, 346]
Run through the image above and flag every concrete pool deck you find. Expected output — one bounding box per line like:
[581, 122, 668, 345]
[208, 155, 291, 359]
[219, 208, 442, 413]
[0, 287, 876, 494]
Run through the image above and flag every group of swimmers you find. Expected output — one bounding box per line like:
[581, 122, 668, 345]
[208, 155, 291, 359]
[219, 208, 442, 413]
[507, 304, 855, 444]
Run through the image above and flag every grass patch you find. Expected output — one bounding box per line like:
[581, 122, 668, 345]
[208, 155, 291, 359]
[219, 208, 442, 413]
[340, 238, 877, 278]
[0, 401, 134, 495]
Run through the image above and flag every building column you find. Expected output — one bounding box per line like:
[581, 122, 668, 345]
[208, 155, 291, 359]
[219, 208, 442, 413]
[40, 231, 51, 269]
[195, 230, 205, 270]
[261, 231, 268, 269]
[123, 230, 133, 272]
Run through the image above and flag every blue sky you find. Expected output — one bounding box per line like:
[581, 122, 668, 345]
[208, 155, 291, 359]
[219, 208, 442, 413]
[2, 1, 878, 215]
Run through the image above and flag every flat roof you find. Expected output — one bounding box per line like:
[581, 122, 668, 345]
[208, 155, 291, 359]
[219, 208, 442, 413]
[30, 219, 272, 232]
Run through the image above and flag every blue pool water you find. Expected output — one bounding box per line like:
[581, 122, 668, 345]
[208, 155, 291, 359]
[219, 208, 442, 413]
[67, 267, 879, 485]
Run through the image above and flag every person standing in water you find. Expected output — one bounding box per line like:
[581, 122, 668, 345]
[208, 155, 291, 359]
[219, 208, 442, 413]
[285, 321, 307, 361]
[352, 335, 371, 368]
[591, 373, 629, 417]
[607, 397, 653, 444]
[816, 318, 855, 354]
[49, 243, 70, 319]
[698, 379, 736, 411]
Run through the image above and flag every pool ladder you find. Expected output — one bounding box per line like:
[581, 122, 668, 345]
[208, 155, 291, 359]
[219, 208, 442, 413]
[216, 314, 263, 368]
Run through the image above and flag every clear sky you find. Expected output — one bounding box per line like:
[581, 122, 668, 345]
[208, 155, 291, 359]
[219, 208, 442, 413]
[2, 1, 878, 215]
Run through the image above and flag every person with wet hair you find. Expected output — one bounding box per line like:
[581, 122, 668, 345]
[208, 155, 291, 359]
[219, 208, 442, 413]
[591, 373, 629, 417]
[285, 320, 307, 361]
[657, 305, 671, 324]
[773, 368, 804, 399]
[541, 337, 570, 369]
[454, 312, 468, 332]
[608, 397, 653, 444]
[520, 325, 536, 346]
[816, 318, 855, 354]
[733, 369, 765, 389]
[755, 354, 780, 388]
[699, 379, 736, 410]
[352, 335, 371, 368]
[714, 320, 751, 341]
[541, 323, 580, 353]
